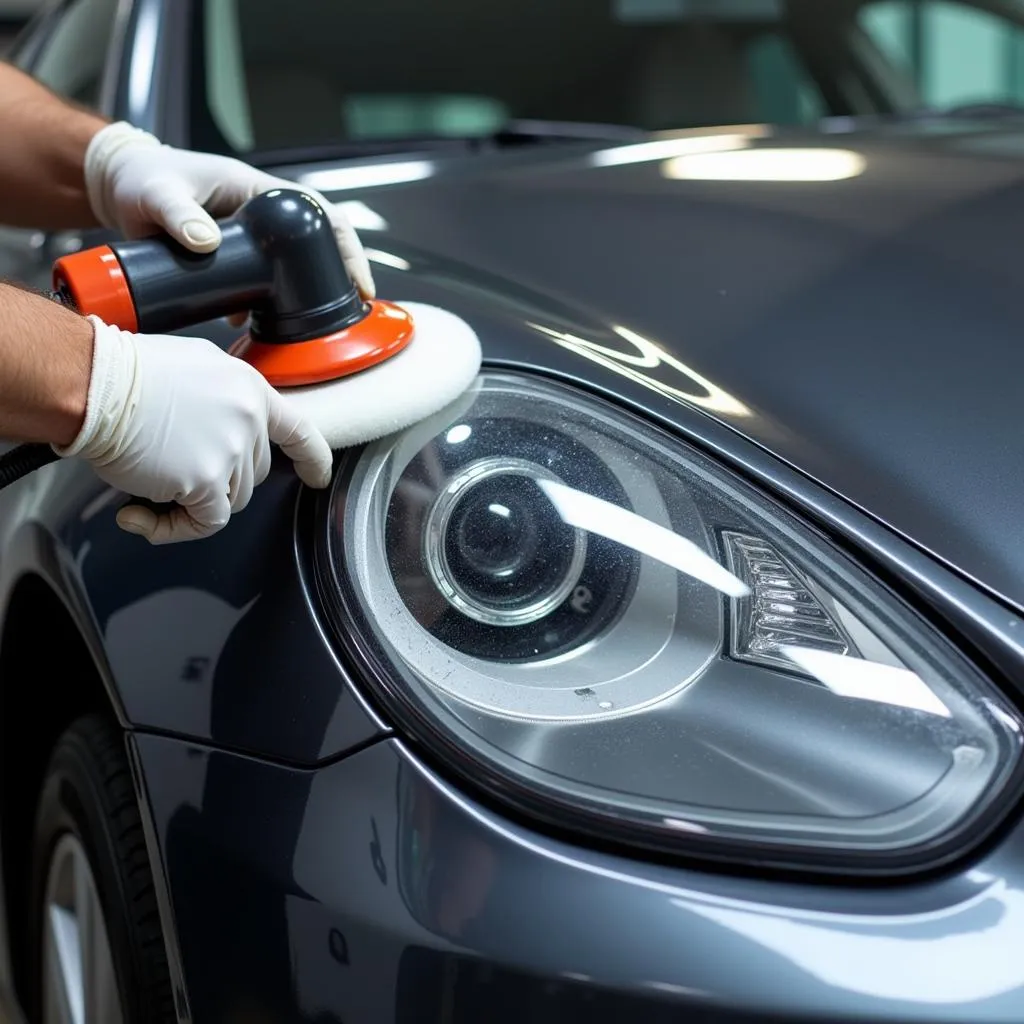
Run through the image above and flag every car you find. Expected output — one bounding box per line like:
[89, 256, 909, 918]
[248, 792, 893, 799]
[2, 0, 1024, 1021]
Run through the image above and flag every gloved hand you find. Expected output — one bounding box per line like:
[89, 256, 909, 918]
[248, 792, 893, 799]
[83, 120, 375, 301]
[53, 315, 333, 544]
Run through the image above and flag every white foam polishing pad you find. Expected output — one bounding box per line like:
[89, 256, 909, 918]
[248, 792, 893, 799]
[277, 301, 482, 449]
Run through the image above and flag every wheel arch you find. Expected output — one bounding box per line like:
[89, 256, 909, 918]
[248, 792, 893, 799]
[0, 570, 118, 1011]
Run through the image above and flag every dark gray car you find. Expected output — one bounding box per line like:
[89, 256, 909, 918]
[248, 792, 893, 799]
[1, 0, 1024, 1021]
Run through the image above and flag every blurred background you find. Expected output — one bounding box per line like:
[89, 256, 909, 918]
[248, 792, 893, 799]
[6, 1, 1024, 122]
[0, 1, 34, 53]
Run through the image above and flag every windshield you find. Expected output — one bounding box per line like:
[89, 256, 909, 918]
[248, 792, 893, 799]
[194, 0, 840, 155]
[193, 0, 1024, 158]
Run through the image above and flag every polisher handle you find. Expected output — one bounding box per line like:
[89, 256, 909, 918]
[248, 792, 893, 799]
[51, 223, 264, 334]
[50, 188, 365, 342]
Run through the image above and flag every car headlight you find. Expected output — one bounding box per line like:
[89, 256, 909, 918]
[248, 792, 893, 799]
[322, 371, 1024, 872]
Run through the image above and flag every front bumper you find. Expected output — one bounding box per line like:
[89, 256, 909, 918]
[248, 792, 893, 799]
[131, 732, 1024, 1023]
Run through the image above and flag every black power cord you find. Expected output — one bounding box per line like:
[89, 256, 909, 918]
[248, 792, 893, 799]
[0, 443, 59, 488]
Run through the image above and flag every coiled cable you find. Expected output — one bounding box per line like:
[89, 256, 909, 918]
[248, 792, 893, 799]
[0, 442, 59, 488]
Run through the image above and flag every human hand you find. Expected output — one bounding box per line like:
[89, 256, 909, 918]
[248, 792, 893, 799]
[53, 315, 333, 544]
[83, 120, 375, 306]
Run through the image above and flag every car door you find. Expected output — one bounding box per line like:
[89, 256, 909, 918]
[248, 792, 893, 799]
[0, 0, 125, 292]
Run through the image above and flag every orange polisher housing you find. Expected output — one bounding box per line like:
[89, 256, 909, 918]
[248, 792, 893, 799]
[52, 245, 139, 332]
[229, 299, 416, 387]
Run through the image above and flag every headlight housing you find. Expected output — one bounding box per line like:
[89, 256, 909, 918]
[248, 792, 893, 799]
[322, 371, 1023, 872]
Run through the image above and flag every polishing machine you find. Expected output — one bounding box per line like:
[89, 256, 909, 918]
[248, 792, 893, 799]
[0, 187, 480, 491]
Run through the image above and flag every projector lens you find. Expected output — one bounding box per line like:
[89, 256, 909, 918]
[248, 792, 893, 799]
[424, 457, 587, 627]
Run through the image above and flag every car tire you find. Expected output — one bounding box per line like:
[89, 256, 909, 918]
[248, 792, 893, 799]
[29, 713, 174, 1023]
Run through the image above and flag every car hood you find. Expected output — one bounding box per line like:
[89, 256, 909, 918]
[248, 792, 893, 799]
[286, 122, 1024, 612]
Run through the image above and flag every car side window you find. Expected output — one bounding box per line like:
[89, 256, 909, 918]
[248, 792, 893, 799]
[746, 31, 826, 125]
[30, 0, 120, 111]
[859, 0, 1024, 108]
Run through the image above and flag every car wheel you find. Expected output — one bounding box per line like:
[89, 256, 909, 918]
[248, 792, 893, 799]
[30, 713, 174, 1023]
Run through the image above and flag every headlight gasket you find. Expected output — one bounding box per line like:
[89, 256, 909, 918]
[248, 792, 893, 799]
[309, 370, 1024, 880]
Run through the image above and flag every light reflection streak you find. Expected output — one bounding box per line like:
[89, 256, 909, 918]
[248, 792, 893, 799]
[591, 132, 754, 167]
[527, 322, 752, 418]
[782, 646, 951, 718]
[537, 478, 749, 598]
[299, 160, 434, 192]
[663, 147, 866, 182]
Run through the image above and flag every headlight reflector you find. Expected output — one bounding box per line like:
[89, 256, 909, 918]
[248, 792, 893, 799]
[325, 372, 1023, 870]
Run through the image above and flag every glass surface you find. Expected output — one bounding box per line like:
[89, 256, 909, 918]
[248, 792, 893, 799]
[859, 1, 1024, 110]
[329, 372, 1024, 864]
[198, 0, 833, 153]
[194, 0, 1024, 157]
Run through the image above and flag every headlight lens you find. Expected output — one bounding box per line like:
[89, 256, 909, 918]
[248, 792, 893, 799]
[325, 372, 1023, 870]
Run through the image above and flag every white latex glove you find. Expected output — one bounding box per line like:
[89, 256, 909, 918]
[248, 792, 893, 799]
[83, 120, 375, 300]
[54, 316, 333, 544]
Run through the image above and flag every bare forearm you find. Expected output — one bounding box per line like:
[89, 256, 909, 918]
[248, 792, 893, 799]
[0, 283, 92, 446]
[0, 61, 108, 230]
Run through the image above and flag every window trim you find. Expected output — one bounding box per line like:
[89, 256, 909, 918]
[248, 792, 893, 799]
[4, 0, 68, 72]
[96, 0, 136, 118]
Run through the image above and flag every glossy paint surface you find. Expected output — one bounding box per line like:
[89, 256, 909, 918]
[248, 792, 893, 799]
[36, 455, 387, 764]
[134, 731, 1024, 1023]
[0, 3, 1023, 1021]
